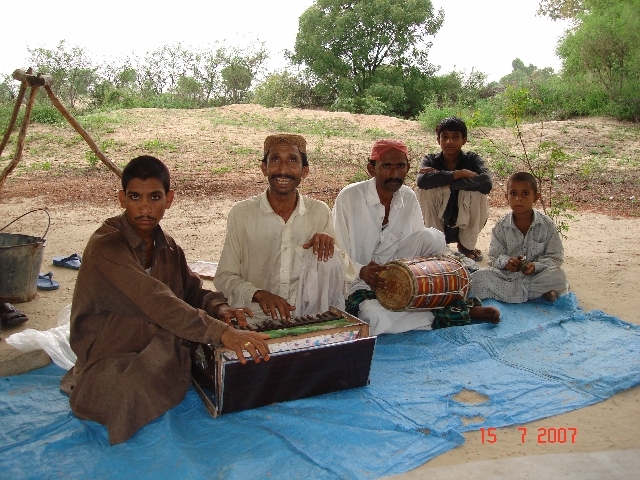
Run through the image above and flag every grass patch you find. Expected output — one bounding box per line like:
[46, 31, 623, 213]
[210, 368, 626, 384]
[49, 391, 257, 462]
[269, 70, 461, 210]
[362, 127, 395, 139]
[100, 138, 127, 151]
[78, 111, 129, 134]
[212, 165, 233, 174]
[25, 132, 66, 143]
[579, 157, 607, 179]
[142, 139, 178, 154]
[606, 126, 640, 142]
[229, 146, 257, 155]
[85, 150, 99, 167]
[617, 155, 640, 168]
[348, 169, 369, 183]
[84, 139, 127, 168]
[27, 160, 52, 171]
[209, 110, 361, 138]
[489, 157, 515, 178]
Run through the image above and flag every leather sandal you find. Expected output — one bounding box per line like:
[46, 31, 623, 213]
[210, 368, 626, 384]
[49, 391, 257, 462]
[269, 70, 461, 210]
[0, 303, 29, 327]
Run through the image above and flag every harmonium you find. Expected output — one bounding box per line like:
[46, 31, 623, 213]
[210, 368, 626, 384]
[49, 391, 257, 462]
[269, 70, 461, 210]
[191, 307, 376, 417]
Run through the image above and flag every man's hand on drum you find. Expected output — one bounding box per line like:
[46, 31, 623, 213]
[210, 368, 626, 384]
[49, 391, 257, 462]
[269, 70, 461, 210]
[303, 232, 335, 261]
[253, 290, 296, 321]
[212, 302, 253, 327]
[221, 327, 270, 364]
[360, 261, 388, 290]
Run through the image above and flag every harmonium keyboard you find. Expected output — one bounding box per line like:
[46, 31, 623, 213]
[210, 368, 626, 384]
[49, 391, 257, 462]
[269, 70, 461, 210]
[191, 307, 376, 417]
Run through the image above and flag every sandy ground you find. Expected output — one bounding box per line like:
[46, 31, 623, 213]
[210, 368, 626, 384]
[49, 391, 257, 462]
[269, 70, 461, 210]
[0, 192, 638, 476]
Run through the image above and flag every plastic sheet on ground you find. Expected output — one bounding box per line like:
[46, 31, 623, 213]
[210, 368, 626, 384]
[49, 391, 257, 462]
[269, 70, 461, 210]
[1, 293, 638, 479]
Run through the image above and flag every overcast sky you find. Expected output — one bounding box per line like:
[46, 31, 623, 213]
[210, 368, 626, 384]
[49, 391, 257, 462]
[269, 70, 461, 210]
[2, 0, 570, 84]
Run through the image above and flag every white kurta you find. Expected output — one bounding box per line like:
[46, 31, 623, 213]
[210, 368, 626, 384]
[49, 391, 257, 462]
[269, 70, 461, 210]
[332, 179, 446, 335]
[470, 210, 567, 303]
[214, 190, 351, 313]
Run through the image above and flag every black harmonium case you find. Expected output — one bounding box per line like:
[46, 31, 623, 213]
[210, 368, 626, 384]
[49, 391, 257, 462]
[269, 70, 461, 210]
[191, 307, 376, 417]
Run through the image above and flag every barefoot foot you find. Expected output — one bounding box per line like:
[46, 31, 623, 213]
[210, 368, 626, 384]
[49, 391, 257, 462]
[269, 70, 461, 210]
[457, 243, 483, 261]
[469, 305, 501, 324]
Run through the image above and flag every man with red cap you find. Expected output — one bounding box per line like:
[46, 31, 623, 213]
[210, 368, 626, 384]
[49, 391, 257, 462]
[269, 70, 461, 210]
[332, 139, 500, 335]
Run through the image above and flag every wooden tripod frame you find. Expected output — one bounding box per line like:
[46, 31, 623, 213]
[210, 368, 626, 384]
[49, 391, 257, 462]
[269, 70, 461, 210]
[0, 68, 123, 192]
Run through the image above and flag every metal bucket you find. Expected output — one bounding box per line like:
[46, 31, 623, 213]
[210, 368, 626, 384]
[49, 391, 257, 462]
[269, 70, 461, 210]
[0, 210, 49, 303]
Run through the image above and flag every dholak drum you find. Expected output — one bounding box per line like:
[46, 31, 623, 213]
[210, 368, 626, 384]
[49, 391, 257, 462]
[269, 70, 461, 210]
[376, 255, 470, 311]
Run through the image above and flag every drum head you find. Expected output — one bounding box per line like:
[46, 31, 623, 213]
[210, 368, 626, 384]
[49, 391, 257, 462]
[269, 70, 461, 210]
[376, 262, 415, 311]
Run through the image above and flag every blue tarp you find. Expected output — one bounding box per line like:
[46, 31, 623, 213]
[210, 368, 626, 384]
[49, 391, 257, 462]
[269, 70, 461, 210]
[1, 293, 639, 479]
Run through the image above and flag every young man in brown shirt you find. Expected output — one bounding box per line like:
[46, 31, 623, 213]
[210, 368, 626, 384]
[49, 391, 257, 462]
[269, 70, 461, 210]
[60, 155, 269, 444]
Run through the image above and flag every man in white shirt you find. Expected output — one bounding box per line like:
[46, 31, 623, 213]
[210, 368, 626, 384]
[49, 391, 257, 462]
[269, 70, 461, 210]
[214, 133, 351, 321]
[332, 140, 500, 335]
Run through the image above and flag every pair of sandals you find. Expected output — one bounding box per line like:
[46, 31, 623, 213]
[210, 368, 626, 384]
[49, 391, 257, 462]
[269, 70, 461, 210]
[0, 303, 29, 327]
[457, 243, 483, 262]
[36, 254, 81, 290]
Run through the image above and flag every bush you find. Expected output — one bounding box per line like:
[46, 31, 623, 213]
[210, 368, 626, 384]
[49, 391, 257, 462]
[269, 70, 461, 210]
[252, 71, 318, 109]
[467, 99, 503, 128]
[0, 104, 22, 134]
[91, 81, 140, 109]
[610, 83, 640, 121]
[331, 95, 395, 115]
[364, 83, 406, 115]
[417, 103, 465, 132]
[30, 104, 64, 124]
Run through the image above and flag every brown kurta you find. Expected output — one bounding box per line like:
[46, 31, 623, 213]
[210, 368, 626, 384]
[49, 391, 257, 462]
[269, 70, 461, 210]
[60, 214, 229, 444]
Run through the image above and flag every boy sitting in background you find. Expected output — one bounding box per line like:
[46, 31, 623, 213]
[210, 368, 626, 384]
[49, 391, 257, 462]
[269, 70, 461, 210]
[417, 116, 492, 261]
[470, 172, 567, 303]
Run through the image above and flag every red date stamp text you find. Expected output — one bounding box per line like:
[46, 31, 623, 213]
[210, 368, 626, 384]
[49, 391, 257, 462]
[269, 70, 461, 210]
[480, 427, 578, 444]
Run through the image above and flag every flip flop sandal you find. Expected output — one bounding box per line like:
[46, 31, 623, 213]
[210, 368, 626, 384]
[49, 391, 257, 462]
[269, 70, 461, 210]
[37, 271, 60, 290]
[0, 304, 29, 327]
[53, 253, 82, 270]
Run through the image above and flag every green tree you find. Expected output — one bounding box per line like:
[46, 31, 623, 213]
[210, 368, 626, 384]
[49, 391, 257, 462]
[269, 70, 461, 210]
[193, 46, 225, 104]
[252, 70, 318, 108]
[139, 43, 196, 96]
[91, 60, 139, 108]
[175, 75, 204, 106]
[221, 63, 252, 103]
[292, 0, 444, 99]
[219, 45, 268, 104]
[28, 40, 98, 109]
[499, 58, 555, 87]
[537, 0, 585, 20]
[0, 74, 17, 104]
[556, 0, 640, 103]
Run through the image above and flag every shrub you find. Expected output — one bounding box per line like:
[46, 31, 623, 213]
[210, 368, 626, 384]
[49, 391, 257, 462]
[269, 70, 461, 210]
[417, 103, 464, 132]
[30, 104, 64, 124]
[252, 71, 320, 109]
